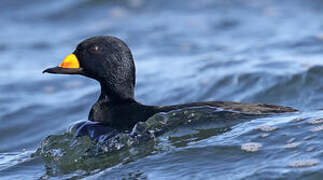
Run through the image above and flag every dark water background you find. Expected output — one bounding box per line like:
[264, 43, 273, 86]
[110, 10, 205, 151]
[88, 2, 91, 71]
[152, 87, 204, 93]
[1, 0, 323, 179]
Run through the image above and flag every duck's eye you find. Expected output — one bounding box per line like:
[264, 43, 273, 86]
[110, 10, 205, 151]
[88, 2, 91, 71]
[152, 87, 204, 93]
[89, 45, 100, 54]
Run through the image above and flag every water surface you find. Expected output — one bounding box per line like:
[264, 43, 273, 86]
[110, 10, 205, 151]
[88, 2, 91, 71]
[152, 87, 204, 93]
[1, 0, 323, 179]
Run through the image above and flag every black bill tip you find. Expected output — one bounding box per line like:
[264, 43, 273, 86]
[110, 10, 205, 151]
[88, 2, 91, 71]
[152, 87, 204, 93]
[42, 67, 84, 75]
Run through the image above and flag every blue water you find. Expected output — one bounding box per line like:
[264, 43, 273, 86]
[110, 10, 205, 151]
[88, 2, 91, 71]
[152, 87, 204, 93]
[1, 0, 323, 179]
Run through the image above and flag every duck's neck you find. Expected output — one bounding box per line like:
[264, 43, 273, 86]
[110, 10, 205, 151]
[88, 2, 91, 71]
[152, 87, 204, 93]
[89, 81, 161, 129]
[99, 80, 135, 104]
[88, 81, 137, 125]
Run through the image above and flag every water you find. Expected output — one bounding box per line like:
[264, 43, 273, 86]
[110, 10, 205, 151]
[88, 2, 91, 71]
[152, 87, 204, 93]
[1, 0, 323, 179]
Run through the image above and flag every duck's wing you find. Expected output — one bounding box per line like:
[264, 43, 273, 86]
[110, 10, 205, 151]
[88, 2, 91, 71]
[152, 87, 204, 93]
[157, 101, 297, 114]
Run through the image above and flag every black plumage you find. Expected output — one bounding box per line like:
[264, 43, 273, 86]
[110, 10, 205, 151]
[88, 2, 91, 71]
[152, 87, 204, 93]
[43, 36, 297, 130]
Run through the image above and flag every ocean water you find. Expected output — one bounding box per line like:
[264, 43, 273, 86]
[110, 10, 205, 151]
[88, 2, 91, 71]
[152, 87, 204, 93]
[1, 0, 323, 179]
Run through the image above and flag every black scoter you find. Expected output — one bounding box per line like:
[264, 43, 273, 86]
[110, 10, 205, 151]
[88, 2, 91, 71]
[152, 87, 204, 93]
[43, 36, 297, 130]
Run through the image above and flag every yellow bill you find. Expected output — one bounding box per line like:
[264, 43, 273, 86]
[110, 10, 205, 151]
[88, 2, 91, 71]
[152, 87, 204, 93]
[58, 54, 80, 69]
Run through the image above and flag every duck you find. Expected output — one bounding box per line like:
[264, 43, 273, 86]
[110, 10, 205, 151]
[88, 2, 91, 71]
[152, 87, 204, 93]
[43, 36, 297, 130]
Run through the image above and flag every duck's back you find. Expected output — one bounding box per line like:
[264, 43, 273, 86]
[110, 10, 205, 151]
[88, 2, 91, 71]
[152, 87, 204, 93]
[158, 101, 297, 114]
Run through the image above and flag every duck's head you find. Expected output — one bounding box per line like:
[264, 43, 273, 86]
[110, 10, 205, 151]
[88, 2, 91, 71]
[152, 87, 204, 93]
[43, 36, 136, 101]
